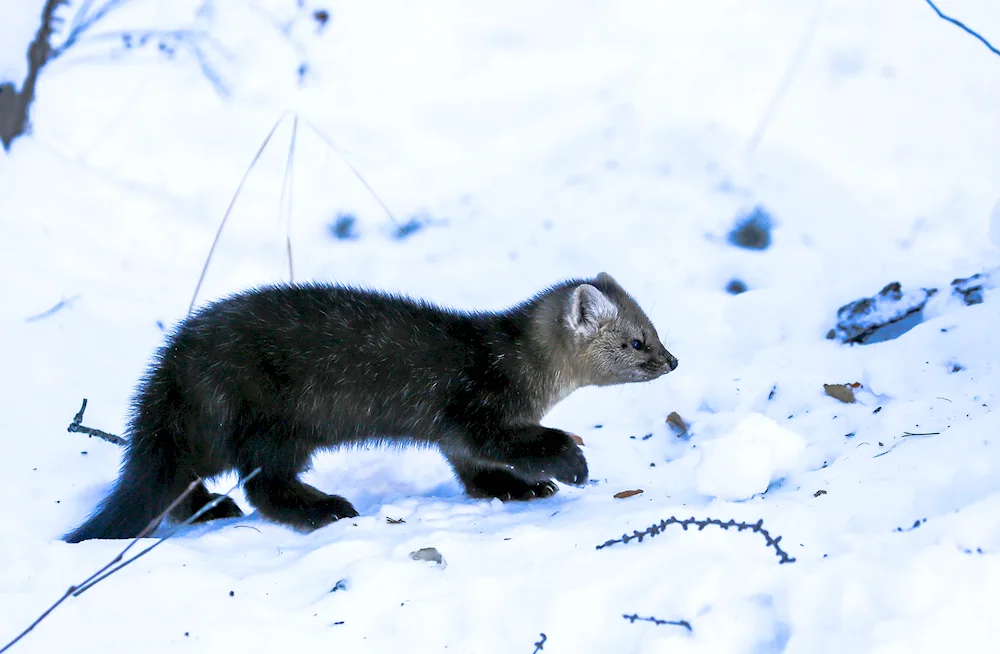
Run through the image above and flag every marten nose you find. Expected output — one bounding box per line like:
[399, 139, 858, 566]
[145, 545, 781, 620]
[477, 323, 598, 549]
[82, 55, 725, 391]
[662, 349, 678, 371]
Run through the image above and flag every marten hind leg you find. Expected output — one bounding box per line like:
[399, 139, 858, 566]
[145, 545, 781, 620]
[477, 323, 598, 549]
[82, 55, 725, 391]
[234, 417, 358, 532]
[242, 473, 358, 531]
[170, 481, 245, 524]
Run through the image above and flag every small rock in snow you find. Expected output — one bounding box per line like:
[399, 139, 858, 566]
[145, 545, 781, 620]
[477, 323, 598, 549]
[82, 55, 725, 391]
[827, 282, 935, 344]
[410, 547, 446, 568]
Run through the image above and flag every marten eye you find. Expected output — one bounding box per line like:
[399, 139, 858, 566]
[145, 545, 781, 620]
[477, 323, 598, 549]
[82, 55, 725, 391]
[630, 339, 643, 350]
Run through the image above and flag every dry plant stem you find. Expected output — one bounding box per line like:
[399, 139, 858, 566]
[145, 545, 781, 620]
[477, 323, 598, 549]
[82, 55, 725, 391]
[0, 478, 202, 654]
[745, 0, 824, 157]
[298, 116, 399, 225]
[188, 113, 293, 315]
[72, 468, 261, 596]
[279, 115, 299, 283]
[187, 111, 398, 315]
[0, 469, 259, 653]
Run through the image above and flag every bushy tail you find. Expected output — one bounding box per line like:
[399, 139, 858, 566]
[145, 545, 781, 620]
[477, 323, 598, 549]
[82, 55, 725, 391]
[64, 372, 192, 543]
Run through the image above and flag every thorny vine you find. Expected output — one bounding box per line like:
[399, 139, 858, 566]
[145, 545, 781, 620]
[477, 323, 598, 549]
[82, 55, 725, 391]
[596, 516, 797, 564]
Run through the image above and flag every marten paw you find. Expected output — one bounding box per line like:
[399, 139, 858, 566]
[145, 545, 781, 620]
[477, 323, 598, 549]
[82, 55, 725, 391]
[301, 496, 360, 530]
[463, 468, 559, 501]
[545, 443, 589, 487]
[190, 494, 245, 523]
[524, 480, 559, 499]
[512, 434, 589, 487]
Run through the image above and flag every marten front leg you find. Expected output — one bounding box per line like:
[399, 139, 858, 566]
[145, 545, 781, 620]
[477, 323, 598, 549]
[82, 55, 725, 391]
[447, 456, 559, 501]
[451, 424, 588, 488]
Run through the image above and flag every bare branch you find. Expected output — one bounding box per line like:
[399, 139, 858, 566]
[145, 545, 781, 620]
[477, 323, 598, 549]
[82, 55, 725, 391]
[72, 468, 261, 596]
[0, 470, 259, 653]
[0, 0, 66, 150]
[924, 0, 1000, 57]
[66, 398, 126, 446]
[57, 0, 131, 56]
[53, 28, 232, 95]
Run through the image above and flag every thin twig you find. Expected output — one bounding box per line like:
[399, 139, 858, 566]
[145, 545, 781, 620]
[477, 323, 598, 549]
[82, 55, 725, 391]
[66, 399, 126, 446]
[298, 116, 399, 225]
[72, 469, 261, 596]
[623, 614, 693, 632]
[57, 0, 130, 55]
[25, 295, 80, 322]
[188, 112, 398, 313]
[279, 115, 299, 283]
[0, 478, 202, 653]
[58, 29, 232, 96]
[746, 0, 824, 156]
[0, 469, 259, 652]
[923, 0, 1000, 57]
[532, 633, 546, 653]
[188, 113, 292, 315]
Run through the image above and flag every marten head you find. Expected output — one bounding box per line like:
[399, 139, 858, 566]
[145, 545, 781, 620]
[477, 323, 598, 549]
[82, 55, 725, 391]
[563, 272, 677, 386]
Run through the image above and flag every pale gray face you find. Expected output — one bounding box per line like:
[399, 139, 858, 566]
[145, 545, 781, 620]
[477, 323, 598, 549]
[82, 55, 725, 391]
[565, 273, 678, 386]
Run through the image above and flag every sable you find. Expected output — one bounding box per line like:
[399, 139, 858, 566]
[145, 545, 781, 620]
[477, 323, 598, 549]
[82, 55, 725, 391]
[65, 273, 677, 542]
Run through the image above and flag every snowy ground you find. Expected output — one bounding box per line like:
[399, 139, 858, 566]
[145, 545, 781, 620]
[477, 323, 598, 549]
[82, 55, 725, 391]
[2, 0, 1000, 652]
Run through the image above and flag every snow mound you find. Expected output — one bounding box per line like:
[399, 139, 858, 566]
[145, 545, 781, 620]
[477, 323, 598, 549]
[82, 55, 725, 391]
[696, 413, 806, 501]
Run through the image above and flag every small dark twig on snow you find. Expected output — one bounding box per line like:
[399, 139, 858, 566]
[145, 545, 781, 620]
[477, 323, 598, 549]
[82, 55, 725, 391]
[25, 296, 80, 323]
[532, 633, 546, 653]
[623, 614, 693, 632]
[66, 399, 126, 446]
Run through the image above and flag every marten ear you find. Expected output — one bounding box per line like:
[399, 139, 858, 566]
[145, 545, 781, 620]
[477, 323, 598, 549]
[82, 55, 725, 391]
[596, 272, 621, 288]
[568, 284, 618, 335]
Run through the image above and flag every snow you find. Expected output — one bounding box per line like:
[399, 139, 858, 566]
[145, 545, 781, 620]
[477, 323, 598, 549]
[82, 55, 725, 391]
[2, 0, 1000, 652]
[695, 413, 807, 501]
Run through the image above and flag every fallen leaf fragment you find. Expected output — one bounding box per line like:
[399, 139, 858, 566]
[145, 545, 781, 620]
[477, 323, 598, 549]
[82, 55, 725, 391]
[824, 383, 860, 403]
[614, 489, 644, 499]
[666, 412, 688, 435]
[569, 433, 584, 446]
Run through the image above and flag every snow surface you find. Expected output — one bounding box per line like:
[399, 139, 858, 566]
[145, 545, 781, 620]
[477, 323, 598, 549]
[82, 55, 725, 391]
[695, 413, 807, 501]
[2, 0, 1000, 652]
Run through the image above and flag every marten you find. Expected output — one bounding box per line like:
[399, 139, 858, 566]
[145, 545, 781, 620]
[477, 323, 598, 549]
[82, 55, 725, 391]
[65, 273, 677, 542]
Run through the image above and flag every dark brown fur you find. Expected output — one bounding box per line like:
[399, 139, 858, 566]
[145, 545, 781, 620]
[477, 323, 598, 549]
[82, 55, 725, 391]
[65, 273, 676, 542]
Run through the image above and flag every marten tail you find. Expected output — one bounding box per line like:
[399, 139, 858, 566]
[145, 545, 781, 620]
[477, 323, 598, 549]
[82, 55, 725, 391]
[64, 370, 195, 543]
[63, 432, 193, 543]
